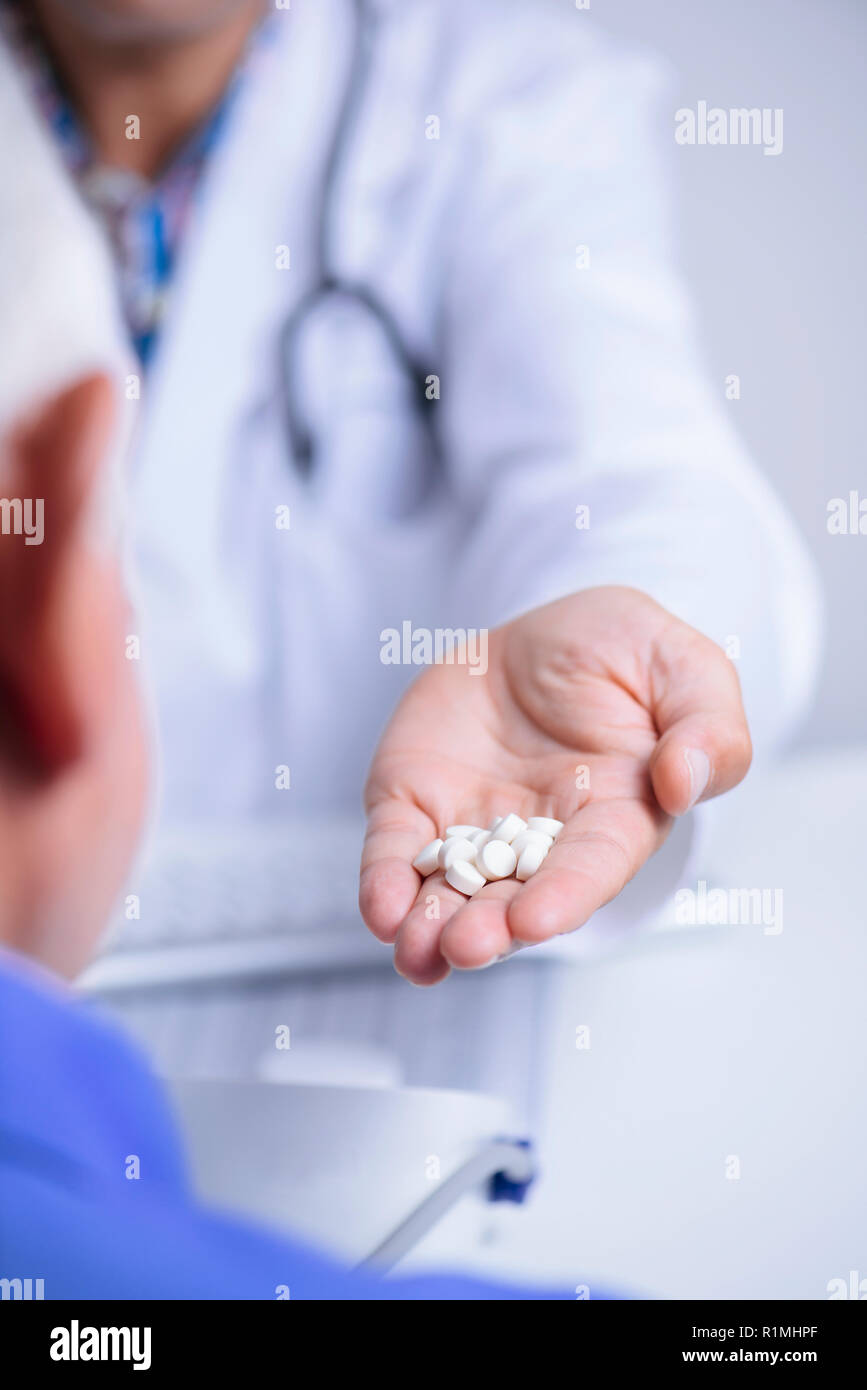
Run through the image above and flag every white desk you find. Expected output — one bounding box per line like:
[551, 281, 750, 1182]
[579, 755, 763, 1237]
[455, 747, 867, 1297]
[86, 750, 867, 1294]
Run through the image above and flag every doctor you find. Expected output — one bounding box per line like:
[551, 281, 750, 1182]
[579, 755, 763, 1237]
[6, 0, 818, 982]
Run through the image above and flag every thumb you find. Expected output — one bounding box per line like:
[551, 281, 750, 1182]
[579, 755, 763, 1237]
[648, 625, 753, 817]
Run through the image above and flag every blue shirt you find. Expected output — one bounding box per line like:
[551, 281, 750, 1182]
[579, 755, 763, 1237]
[0, 952, 582, 1300]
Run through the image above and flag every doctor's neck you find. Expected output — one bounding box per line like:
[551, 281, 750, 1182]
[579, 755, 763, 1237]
[27, 0, 266, 178]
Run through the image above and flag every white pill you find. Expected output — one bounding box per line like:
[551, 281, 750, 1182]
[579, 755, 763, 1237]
[490, 813, 527, 844]
[438, 836, 478, 870]
[476, 839, 517, 881]
[511, 829, 553, 858]
[445, 860, 487, 896]
[527, 817, 564, 840]
[516, 841, 550, 881]
[470, 828, 492, 848]
[488, 816, 503, 833]
[445, 824, 483, 839]
[412, 839, 444, 876]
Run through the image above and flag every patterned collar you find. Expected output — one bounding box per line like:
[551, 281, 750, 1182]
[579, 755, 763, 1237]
[2, 2, 269, 366]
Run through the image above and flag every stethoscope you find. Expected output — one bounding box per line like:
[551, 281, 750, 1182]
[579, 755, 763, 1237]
[278, 0, 438, 477]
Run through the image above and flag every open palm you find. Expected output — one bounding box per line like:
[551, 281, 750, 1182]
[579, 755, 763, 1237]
[359, 587, 751, 984]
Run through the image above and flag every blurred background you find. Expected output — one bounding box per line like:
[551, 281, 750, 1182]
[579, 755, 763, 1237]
[600, 0, 865, 746]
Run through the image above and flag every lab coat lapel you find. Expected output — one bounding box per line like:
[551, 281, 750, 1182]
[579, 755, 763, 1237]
[130, 3, 351, 671]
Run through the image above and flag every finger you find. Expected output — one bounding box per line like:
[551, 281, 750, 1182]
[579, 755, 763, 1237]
[507, 795, 668, 944]
[392, 871, 467, 985]
[439, 878, 520, 970]
[648, 629, 752, 817]
[359, 798, 436, 943]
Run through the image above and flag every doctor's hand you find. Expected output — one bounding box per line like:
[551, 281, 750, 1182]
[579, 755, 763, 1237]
[359, 586, 752, 984]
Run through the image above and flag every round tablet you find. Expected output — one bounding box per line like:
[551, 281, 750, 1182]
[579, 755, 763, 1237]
[445, 860, 487, 896]
[490, 812, 527, 844]
[527, 817, 564, 839]
[516, 841, 550, 881]
[511, 829, 553, 858]
[438, 836, 478, 870]
[412, 839, 444, 876]
[476, 839, 518, 881]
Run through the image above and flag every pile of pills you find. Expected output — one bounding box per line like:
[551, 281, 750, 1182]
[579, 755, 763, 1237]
[412, 814, 564, 897]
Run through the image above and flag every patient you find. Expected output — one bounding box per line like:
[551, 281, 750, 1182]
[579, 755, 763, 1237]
[0, 374, 578, 1299]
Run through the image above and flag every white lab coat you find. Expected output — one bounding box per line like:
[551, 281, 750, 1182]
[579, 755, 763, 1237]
[126, 0, 820, 951]
[3, 1, 821, 954]
[131, 1, 818, 822]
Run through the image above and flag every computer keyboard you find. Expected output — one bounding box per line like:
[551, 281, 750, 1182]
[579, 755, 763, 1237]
[83, 816, 386, 989]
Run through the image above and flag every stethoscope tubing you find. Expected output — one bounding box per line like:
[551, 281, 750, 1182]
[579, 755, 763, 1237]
[278, 0, 436, 476]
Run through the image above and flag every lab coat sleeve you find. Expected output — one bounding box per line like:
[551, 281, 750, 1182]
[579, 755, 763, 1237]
[439, 20, 821, 759]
